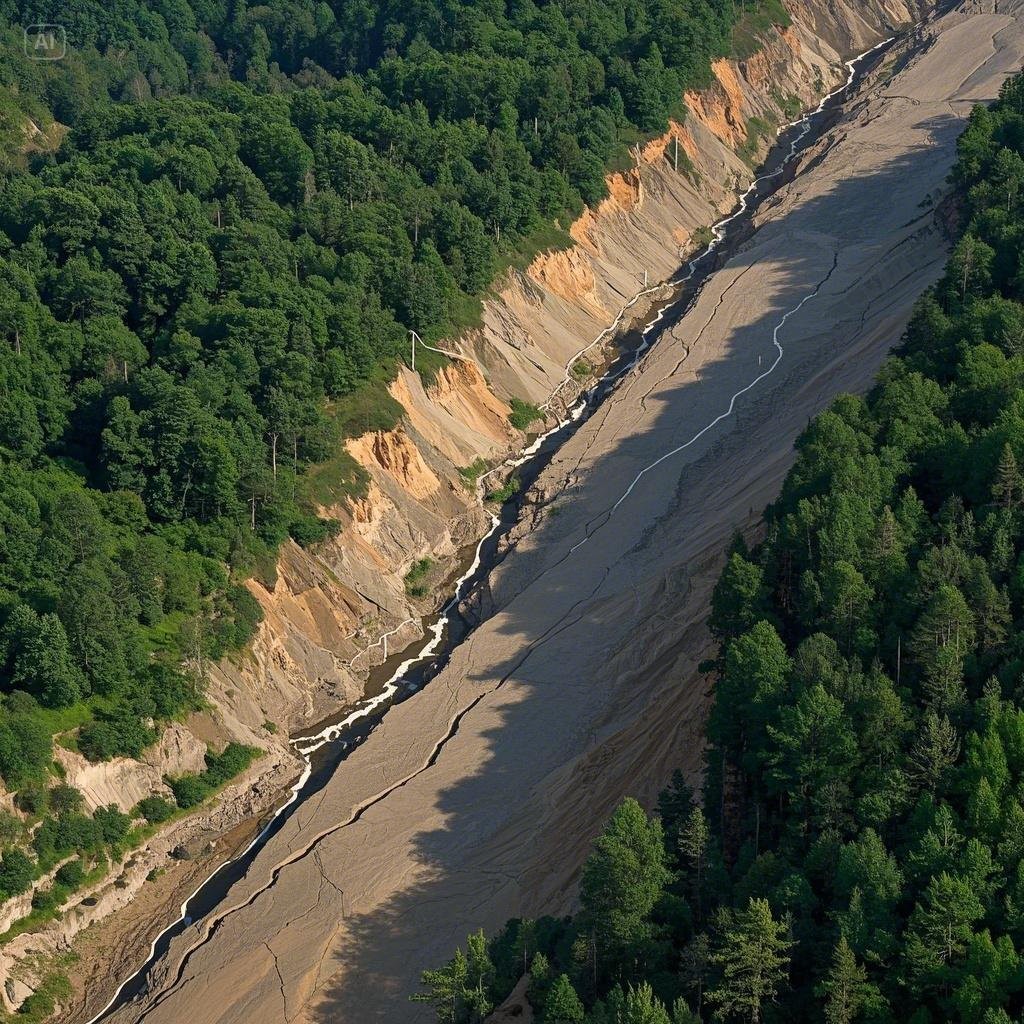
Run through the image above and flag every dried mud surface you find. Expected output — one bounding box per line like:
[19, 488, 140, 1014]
[100, 3, 1024, 1022]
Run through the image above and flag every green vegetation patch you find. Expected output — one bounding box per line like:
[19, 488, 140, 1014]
[485, 478, 521, 505]
[772, 90, 804, 121]
[457, 458, 489, 490]
[737, 115, 775, 166]
[302, 448, 371, 509]
[508, 399, 544, 432]
[404, 558, 434, 598]
[410, 342, 451, 390]
[503, 221, 577, 277]
[166, 743, 260, 810]
[692, 225, 715, 250]
[6, 955, 76, 1023]
[328, 381, 406, 441]
[673, 145, 702, 187]
[731, 0, 793, 59]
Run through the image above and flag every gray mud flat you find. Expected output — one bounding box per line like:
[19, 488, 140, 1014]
[103, 3, 1024, 1022]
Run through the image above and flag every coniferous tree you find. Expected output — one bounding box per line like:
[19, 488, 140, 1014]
[579, 798, 670, 981]
[465, 930, 495, 1022]
[710, 553, 770, 640]
[906, 713, 961, 795]
[678, 806, 710, 921]
[818, 937, 879, 1024]
[412, 947, 469, 1024]
[658, 769, 695, 851]
[706, 898, 794, 1024]
[622, 982, 673, 1024]
[904, 872, 985, 999]
[544, 974, 585, 1024]
[528, 951, 552, 1009]
[670, 996, 701, 1024]
[992, 443, 1022, 509]
[595, 982, 674, 1024]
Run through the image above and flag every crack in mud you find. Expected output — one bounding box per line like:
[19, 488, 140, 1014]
[565, 252, 842, 556]
[264, 942, 289, 1022]
[636, 262, 759, 416]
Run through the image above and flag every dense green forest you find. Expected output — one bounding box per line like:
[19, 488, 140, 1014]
[0, 0, 789, 947]
[0, 0, 772, 754]
[413, 71, 1024, 1024]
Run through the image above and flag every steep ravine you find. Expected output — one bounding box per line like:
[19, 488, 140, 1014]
[0, 0, 923, 1014]
[99, 0, 1005, 1016]
[198, 0, 924, 744]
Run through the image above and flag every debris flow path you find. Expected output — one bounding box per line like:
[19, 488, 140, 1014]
[96, 6, 1024, 1020]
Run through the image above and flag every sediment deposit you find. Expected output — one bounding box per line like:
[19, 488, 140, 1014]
[81, 0, 1024, 1021]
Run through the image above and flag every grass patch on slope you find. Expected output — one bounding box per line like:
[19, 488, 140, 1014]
[737, 116, 776, 165]
[404, 558, 435, 597]
[508, 398, 544, 432]
[731, 0, 793, 59]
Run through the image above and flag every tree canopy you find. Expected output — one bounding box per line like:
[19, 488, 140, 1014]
[0, 0, 787, 773]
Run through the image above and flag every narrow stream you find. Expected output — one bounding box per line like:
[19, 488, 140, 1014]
[87, 35, 895, 1023]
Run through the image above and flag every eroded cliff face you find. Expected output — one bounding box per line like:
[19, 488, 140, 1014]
[464, 0, 923, 407]
[0, 0, 928, 1012]
[192, 0, 926, 746]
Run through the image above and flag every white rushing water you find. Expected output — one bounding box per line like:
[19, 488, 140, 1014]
[84, 37, 891, 1024]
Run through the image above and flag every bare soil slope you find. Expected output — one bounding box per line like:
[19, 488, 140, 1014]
[105, 3, 1024, 1022]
